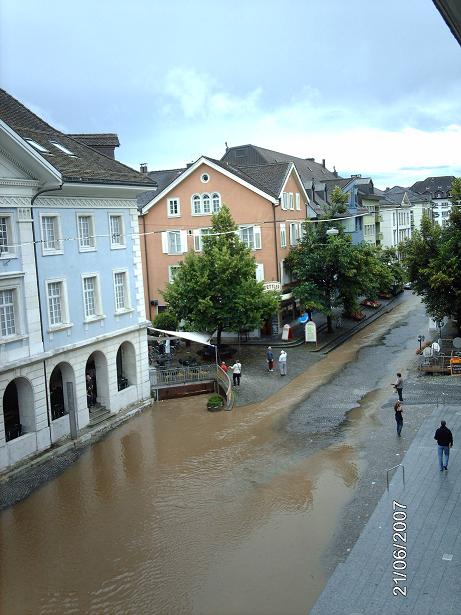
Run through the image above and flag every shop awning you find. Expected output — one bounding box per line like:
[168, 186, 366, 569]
[148, 327, 214, 347]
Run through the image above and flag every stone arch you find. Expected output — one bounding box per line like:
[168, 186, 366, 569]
[116, 341, 137, 391]
[2, 377, 34, 441]
[85, 351, 109, 409]
[49, 362, 75, 421]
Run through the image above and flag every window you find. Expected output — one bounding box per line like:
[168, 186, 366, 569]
[0, 216, 14, 257]
[167, 198, 181, 217]
[191, 193, 221, 215]
[212, 193, 220, 213]
[255, 263, 265, 282]
[113, 271, 130, 312]
[280, 223, 287, 248]
[289, 193, 294, 210]
[82, 275, 103, 320]
[201, 173, 210, 183]
[40, 215, 62, 254]
[289, 222, 299, 246]
[239, 225, 261, 250]
[168, 265, 181, 283]
[161, 230, 187, 254]
[46, 280, 69, 328]
[281, 192, 288, 210]
[77, 215, 95, 250]
[25, 139, 50, 153]
[109, 215, 125, 248]
[193, 228, 212, 251]
[202, 194, 211, 214]
[0, 289, 16, 336]
[295, 193, 301, 211]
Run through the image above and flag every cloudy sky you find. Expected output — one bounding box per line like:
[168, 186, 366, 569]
[1, 0, 460, 188]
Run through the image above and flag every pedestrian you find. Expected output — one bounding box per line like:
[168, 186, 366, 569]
[392, 372, 403, 401]
[220, 361, 228, 373]
[434, 419, 453, 471]
[394, 401, 403, 436]
[266, 346, 274, 372]
[230, 360, 242, 386]
[278, 350, 287, 376]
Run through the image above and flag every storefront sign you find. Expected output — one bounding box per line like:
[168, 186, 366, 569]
[450, 358, 461, 376]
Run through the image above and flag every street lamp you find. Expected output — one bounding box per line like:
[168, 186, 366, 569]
[417, 334, 425, 351]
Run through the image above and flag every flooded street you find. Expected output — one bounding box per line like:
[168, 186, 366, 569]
[1, 295, 428, 615]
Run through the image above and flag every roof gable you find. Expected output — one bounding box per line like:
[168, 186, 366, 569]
[0, 89, 154, 188]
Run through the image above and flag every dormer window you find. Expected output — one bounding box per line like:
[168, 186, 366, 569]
[49, 141, 77, 156]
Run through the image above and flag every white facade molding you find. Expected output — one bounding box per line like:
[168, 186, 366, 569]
[33, 196, 135, 209]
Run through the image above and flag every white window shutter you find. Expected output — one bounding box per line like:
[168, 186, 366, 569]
[298, 222, 304, 240]
[295, 193, 301, 210]
[289, 193, 294, 210]
[193, 229, 201, 251]
[180, 230, 188, 253]
[161, 232, 168, 253]
[254, 226, 262, 249]
[282, 192, 287, 210]
[256, 263, 264, 282]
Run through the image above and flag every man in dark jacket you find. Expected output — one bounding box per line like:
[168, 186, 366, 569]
[434, 420, 453, 471]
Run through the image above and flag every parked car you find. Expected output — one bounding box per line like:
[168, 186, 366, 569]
[403, 281, 413, 290]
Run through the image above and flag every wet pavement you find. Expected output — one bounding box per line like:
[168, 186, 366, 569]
[1, 293, 455, 615]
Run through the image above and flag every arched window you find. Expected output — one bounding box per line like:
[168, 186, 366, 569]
[116, 342, 137, 390]
[202, 194, 211, 214]
[2, 378, 34, 441]
[212, 193, 221, 213]
[192, 194, 201, 215]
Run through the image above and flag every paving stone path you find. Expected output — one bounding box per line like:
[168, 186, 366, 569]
[311, 402, 461, 615]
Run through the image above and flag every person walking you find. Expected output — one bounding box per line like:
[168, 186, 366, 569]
[266, 347, 274, 372]
[278, 350, 287, 376]
[434, 420, 453, 471]
[230, 360, 242, 386]
[392, 372, 403, 401]
[394, 401, 403, 436]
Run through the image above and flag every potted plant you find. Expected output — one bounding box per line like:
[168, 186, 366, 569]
[207, 394, 224, 412]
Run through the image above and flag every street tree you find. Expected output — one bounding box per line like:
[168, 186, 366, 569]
[287, 223, 400, 331]
[324, 185, 349, 218]
[401, 199, 461, 331]
[163, 205, 279, 344]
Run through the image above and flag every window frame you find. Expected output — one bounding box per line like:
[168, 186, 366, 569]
[0, 214, 15, 259]
[191, 193, 221, 216]
[81, 273, 104, 322]
[46, 278, 71, 331]
[40, 213, 63, 256]
[168, 264, 181, 283]
[0, 287, 18, 338]
[77, 213, 96, 252]
[109, 214, 126, 249]
[167, 197, 181, 218]
[280, 222, 287, 248]
[113, 269, 131, 313]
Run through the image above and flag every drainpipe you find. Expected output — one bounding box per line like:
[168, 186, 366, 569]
[31, 184, 63, 439]
[142, 215, 154, 321]
[272, 200, 280, 281]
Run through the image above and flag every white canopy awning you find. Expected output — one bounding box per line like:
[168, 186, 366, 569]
[148, 327, 214, 347]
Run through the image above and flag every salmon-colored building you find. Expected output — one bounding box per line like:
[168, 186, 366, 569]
[139, 156, 313, 331]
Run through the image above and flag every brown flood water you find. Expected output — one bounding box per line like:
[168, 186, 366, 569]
[0, 297, 419, 615]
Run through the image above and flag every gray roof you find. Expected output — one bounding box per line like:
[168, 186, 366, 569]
[67, 133, 120, 147]
[221, 144, 339, 186]
[410, 176, 455, 197]
[0, 89, 154, 187]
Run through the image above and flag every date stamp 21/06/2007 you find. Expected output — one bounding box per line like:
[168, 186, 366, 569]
[392, 500, 407, 597]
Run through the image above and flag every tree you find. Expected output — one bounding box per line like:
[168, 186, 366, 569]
[163, 205, 279, 344]
[286, 223, 401, 331]
[401, 198, 461, 333]
[324, 185, 349, 218]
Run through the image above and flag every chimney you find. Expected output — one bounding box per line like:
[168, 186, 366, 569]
[140, 163, 148, 174]
[186, 161, 194, 168]
[306, 157, 315, 161]
[322, 159, 325, 168]
[333, 166, 338, 178]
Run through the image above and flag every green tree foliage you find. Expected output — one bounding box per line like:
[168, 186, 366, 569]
[163, 205, 279, 344]
[324, 185, 349, 218]
[287, 223, 402, 331]
[401, 200, 461, 331]
[152, 309, 178, 331]
[451, 177, 461, 206]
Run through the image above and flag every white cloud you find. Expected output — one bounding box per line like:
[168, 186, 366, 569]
[149, 68, 461, 187]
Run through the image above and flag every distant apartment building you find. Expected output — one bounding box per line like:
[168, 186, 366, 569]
[0, 89, 155, 471]
[379, 187, 432, 248]
[411, 176, 455, 228]
[138, 156, 313, 332]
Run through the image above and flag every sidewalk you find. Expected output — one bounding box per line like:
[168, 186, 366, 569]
[310, 402, 461, 615]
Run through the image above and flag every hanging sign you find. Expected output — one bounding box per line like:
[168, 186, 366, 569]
[305, 321, 317, 343]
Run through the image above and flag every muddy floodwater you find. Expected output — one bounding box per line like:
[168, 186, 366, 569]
[0, 295, 427, 615]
